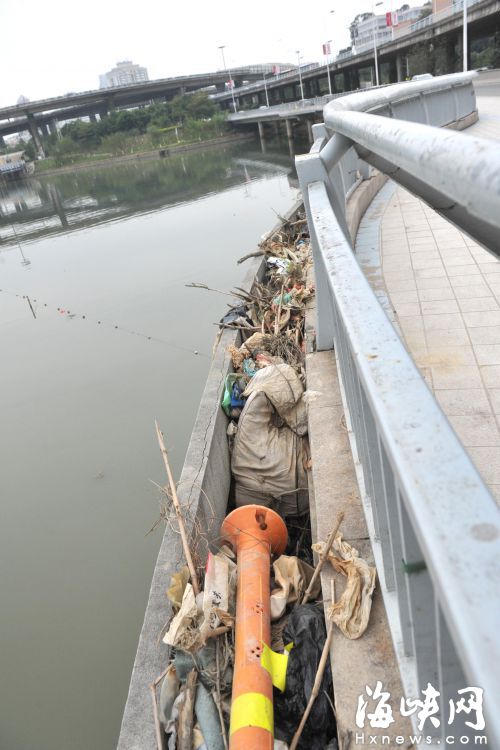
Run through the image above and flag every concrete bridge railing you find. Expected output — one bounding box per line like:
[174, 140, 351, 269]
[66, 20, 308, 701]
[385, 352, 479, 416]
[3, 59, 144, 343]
[296, 72, 500, 746]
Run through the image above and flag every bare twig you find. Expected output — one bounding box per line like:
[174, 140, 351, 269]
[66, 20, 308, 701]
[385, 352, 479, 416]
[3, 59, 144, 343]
[289, 619, 335, 750]
[237, 248, 265, 264]
[274, 282, 285, 336]
[300, 511, 344, 606]
[150, 665, 170, 750]
[25, 295, 36, 319]
[155, 421, 200, 597]
[212, 322, 260, 332]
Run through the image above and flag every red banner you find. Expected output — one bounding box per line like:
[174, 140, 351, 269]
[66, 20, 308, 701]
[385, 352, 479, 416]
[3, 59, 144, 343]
[322, 42, 331, 55]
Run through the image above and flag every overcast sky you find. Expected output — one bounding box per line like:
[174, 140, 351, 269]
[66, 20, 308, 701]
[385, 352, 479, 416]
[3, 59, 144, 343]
[1, 0, 425, 107]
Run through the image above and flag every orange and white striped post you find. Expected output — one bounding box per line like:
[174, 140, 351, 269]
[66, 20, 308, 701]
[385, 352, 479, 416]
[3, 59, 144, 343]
[221, 505, 288, 750]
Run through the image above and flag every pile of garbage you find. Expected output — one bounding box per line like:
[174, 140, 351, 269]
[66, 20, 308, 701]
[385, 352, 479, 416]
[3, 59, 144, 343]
[220, 212, 314, 535]
[151, 212, 377, 749]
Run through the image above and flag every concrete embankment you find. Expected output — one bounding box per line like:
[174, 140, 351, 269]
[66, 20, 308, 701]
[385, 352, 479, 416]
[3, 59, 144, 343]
[117, 199, 302, 750]
[118, 169, 410, 749]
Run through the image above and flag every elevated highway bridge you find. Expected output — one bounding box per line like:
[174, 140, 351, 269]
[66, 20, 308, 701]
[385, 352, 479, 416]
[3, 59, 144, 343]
[0, 64, 287, 149]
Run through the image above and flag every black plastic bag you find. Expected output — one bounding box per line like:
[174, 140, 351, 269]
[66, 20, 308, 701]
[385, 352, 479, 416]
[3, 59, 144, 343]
[274, 604, 336, 749]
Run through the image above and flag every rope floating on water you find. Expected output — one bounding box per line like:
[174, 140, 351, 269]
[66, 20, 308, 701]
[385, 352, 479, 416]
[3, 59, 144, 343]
[0, 287, 208, 358]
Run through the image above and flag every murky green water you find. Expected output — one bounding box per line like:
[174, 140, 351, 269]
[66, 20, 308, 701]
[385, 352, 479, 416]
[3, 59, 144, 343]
[0, 140, 300, 750]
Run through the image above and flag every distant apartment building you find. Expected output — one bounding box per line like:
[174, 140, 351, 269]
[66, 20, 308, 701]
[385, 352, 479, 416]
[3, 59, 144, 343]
[352, 4, 430, 52]
[99, 61, 149, 89]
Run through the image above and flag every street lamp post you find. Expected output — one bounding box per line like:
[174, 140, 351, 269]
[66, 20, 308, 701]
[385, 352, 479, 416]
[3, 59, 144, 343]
[372, 1, 383, 87]
[296, 50, 305, 101]
[325, 9, 335, 97]
[218, 44, 237, 113]
[463, 0, 468, 72]
[325, 40, 333, 96]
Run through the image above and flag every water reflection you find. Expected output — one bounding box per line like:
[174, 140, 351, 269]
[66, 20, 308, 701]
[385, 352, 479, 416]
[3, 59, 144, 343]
[0, 141, 299, 249]
[0, 139, 302, 750]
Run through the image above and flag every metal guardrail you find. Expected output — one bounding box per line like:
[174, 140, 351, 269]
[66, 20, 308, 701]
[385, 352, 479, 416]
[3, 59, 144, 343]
[296, 72, 500, 747]
[210, 63, 321, 101]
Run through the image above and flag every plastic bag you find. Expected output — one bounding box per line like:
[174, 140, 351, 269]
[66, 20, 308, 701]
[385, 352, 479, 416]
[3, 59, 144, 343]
[274, 605, 336, 750]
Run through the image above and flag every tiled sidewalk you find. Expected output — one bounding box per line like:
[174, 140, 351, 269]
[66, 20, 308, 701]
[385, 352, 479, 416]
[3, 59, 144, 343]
[375, 97, 500, 501]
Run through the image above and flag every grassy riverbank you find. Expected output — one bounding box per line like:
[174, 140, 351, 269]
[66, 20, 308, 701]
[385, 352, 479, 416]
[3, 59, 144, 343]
[33, 132, 256, 177]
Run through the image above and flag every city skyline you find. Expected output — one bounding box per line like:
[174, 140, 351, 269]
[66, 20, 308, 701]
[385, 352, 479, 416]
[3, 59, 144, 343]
[1, 0, 427, 108]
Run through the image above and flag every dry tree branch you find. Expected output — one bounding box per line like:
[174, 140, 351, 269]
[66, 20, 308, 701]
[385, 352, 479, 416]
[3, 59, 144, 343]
[155, 421, 200, 597]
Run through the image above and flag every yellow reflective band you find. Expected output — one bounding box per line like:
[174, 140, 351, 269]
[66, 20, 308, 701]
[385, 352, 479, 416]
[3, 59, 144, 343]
[261, 643, 290, 692]
[230, 692, 274, 736]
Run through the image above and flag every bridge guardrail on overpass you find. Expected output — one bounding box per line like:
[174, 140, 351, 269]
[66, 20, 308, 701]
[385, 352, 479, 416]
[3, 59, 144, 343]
[296, 72, 500, 746]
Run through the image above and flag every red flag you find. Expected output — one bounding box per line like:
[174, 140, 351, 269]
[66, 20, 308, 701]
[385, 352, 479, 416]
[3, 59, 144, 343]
[386, 11, 393, 26]
[322, 42, 331, 55]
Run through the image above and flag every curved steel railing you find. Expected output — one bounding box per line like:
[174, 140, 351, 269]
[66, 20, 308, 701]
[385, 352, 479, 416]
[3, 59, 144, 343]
[296, 72, 500, 747]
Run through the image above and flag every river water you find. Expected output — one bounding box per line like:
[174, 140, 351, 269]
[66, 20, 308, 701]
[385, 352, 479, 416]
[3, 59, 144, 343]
[0, 139, 301, 750]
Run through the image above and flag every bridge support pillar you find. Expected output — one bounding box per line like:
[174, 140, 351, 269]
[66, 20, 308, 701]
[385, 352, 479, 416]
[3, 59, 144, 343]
[49, 119, 60, 139]
[27, 113, 45, 159]
[306, 119, 314, 145]
[40, 123, 49, 138]
[285, 119, 293, 140]
[0, 135, 5, 149]
[396, 53, 404, 82]
[89, 112, 97, 122]
[257, 121, 267, 153]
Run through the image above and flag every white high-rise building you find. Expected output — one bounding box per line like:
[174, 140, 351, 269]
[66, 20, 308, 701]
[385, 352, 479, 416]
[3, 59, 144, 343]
[99, 61, 149, 89]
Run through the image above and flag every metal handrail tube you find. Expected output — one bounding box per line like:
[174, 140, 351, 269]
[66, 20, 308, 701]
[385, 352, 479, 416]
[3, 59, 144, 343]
[324, 71, 476, 117]
[307, 179, 500, 746]
[327, 110, 500, 255]
[296, 73, 500, 745]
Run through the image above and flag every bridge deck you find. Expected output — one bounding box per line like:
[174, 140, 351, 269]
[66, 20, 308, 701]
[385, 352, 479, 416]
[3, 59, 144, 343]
[359, 95, 500, 502]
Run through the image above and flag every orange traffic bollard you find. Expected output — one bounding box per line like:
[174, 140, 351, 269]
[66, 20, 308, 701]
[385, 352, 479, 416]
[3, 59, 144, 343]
[221, 504, 288, 750]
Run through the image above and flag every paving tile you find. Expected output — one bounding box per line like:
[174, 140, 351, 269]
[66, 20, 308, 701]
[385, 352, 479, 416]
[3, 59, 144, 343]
[420, 299, 459, 315]
[462, 310, 500, 327]
[418, 286, 455, 302]
[489, 389, 500, 414]
[441, 256, 476, 267]
[390, 290, 419, 304]
[422, 313, 465, 331]
[416, 276, 454, 290]
[420, 346, 476, 367]
[411, 255, 443, 270]
[448, 415, 500, 447]
[431, 365, 483, 389]
[486, 282, 500, 296]
[404, 333, 427, 352]
[398, 315, 425, 334]
[435, 388, 492, 416]
[446, 265, 481, 279]
[385, 277, 417, 293]
[457, 297, 500, 313]
[453, 283, 492, 299]
[414, 266, 447, 279]
[383, 246, 409, 257]
[480, 366, 500, 388]
[394, 302, 421, 317]
[425, 328, 471, 347]
[467, 447, 500, 484]
[468, 327, 500, 346]
[474, 345, 500, 366]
